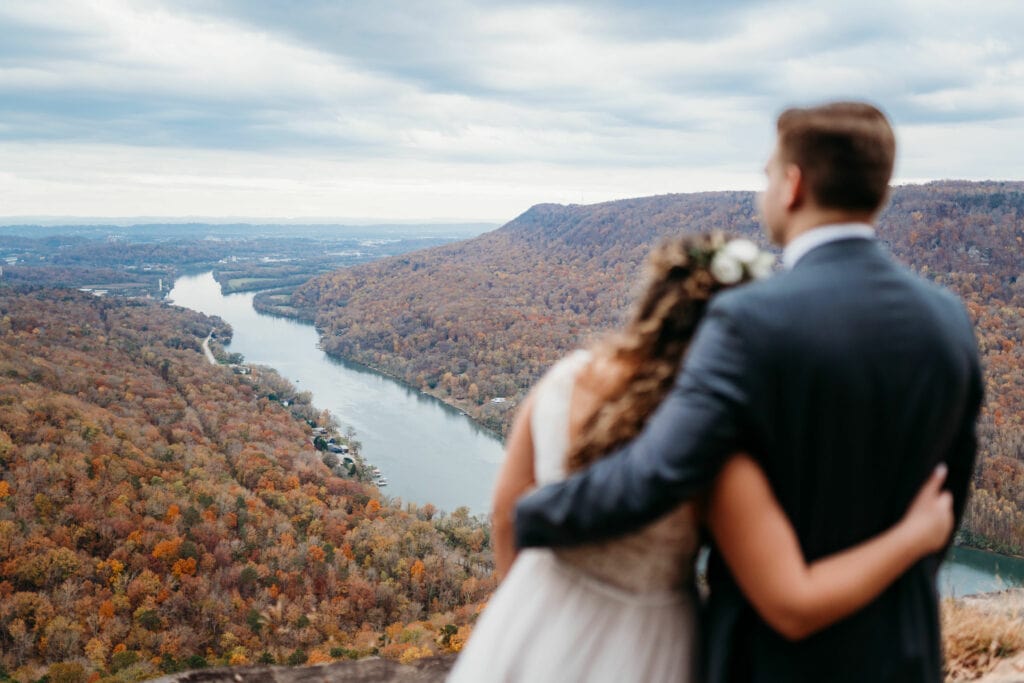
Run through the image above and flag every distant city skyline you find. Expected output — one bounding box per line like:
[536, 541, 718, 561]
[1, 1, 1022, 223]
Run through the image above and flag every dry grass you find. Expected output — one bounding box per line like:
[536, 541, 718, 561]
[943, 595, 1024, 681]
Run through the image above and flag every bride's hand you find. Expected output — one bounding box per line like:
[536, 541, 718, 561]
[900, 463, 954, 555]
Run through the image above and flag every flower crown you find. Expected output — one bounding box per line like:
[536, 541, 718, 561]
[707, 237, 775, 285]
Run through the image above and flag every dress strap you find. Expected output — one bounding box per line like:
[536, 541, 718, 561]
[530, 349, 592, 485]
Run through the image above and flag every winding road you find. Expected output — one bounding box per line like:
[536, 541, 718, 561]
[201, 332, 217, 366]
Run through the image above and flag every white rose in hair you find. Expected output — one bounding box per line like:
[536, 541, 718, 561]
[721, 238, 760, 265]
[749, 252, 776, 279]
[710, 251, 744, 285]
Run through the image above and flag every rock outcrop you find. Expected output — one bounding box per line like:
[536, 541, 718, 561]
[152, 656, 456, 683]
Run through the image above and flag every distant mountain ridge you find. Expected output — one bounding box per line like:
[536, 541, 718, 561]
[286, 180, 1024, 556]
[287, 181, 1021, 430]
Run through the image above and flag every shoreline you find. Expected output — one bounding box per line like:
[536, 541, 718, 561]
[317, 345, 507, 442]
[249, 288, 507, 442]
[952, 542, 1024, 564]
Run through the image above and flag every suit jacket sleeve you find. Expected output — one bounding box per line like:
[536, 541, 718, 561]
[514, 301, 753, 548]
[947, 325, 984, 533]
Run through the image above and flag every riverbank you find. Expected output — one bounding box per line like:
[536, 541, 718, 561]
[251, 288, 509, 440]
[323, 347, 506, 442]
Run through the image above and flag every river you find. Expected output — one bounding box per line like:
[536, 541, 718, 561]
[168, 271, 1023, 596]
[168, 272, 505, 515]
[939, 545, 1024, 597]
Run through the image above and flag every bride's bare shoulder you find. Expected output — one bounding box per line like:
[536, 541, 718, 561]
[575, 349, 632, 399]
[565, 349, 631, 435]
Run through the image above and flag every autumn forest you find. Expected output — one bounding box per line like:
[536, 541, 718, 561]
[287, 181, 1024, 556]
[2, 180, 1024, 681]
[0, 290, 492, 681]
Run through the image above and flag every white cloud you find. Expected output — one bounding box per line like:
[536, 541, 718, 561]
[0, 0, 1021, 220]
[898, 116, 1024, 181]
[0, 0, 380, 102]
[0, 141, 761, 221]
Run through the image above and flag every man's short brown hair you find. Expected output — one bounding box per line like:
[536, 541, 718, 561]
[776, 102, 896, 214]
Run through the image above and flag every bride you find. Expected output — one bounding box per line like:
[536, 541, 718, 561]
[447, 234, 955, 683]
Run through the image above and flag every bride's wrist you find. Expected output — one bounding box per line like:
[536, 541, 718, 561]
[895, 513, 931, 556]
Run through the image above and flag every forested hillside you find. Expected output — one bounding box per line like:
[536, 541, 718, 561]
[289, 192, 765, 432]
[0, 290, 491, 682]
[291, 181, 1024, 554]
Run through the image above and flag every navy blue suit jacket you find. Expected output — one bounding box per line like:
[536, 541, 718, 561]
[515, 238, 982, 682]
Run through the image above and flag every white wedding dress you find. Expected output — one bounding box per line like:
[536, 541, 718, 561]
[448, 350, 701, 683]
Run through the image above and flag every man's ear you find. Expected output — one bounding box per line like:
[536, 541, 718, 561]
[783, 163, 804, 211]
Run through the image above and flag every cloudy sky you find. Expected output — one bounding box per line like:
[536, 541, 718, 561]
[1, 0, 1022, 223]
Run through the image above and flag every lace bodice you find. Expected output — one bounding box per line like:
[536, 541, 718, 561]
[530, 350, 700, 594]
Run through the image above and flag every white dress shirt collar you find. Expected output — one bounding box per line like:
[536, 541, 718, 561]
[782, 223, 876, 269]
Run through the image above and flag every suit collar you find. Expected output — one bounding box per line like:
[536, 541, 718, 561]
[790, 233, 887, 270]
[782, 223, 875, 269]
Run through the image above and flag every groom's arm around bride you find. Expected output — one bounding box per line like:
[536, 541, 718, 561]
[515, 102, 983, 683]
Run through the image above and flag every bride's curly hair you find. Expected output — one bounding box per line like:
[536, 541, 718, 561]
[566, 232, 757, 471]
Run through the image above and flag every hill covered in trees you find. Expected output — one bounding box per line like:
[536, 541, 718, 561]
[287, 181, 1024, 555]
[284, 192, 766, 432]
[0, 289, 492, 682]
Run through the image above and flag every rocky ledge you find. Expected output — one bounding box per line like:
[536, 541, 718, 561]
[151, 590, 1024, 683]
[947, 589, 1024, 682]
[151, 655, 456, 683]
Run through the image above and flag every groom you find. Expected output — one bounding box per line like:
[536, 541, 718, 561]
[514, 102, 982, 682]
